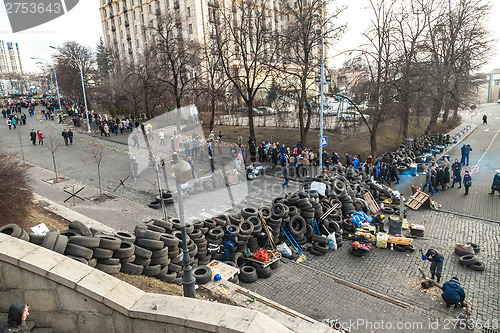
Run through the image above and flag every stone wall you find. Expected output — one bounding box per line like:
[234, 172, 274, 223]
[0, 233, 291, 333]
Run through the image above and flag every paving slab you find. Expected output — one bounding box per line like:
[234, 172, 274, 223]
[103, 281, 146, 316]
[74, 269, 122, 302]
[46, 256, 94, 289]
[18, 246, 67, 277]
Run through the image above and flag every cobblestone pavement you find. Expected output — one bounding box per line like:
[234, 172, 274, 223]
[1, 104, 499, 332]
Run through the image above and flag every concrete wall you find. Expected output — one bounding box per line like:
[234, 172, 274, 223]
[0, 233, 292, 333]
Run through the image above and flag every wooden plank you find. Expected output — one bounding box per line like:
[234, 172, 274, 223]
[387, 236, 413, 245]
[363, 192, 380, 214]
[207, 260, 240, 280]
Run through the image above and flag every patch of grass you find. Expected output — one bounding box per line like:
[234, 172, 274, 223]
[26, 205, 70, 231]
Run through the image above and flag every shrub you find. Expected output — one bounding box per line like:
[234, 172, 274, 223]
[0, 153, 32, 229]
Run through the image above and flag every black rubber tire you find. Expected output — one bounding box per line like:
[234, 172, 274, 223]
[467, 261, 485, 271]
[193, 265, 213, 284]
[253, 264, 272, 278]
[149, 201, 161, 210]
[160, 233, 180, 248]
[168, 262, 182, 273]
[113, 230, 136, 244]
[64, 243, 93, 260]
[134, 246, 153, 259]
[96, 263, 121, 275]
[68, 236, 100, 248]
[17, 229, 28, 241]
[42, 231, 59, 250]
[309, 247, 326, 256]
[119, 255, 136, 263]
[459, 254, 478, 266]
[68, 256, 89, 265]
[381, 207, 394, 215]
[152, 219, 173, 231]
[405, 244, 416, 253]
[288, 216, 306, 236]
[467, 242, 480, 254]
[239, 266, 258, 283]
[159, 272, 177, 283]
[120, 262, 144, 275]
[155, 265, 170, 278]
[29, 232, 45, 245]
[136, 238, 165, 250]
[88, 258, 97, 267]
[142, 264, 162, 276]
[113, 241, 135, 259]
[455, 244, 474, 256]
[135, 229, 161, 241]
[232, 251, 245, 267]
[227, 225, 240, 237]
[270, 260, 280, 269]
[52, 235, 68, 254]
[92, 247, 114, 259]
[69, 220, 92, 237]
[241, 207, 258, 219]
[96, 235, 122, 250]
[133, 256, 151, 267]
[207, 227, 224, 240]
[98, 258, 120, 265]
[0, 224, 22, 238]
[394, 244, 407, 252]
[313, 242, 329, 254]
[311, 234, 329, 245]
[150, 256, 170, 266]
[151, 247, 168, 258]
[146, 223, 166, 233]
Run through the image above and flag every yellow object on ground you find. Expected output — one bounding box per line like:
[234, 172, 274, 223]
[376, 233, 389, 248]
[296, 253, 307, 263]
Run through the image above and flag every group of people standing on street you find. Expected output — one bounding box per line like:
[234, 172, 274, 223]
[422, 157, 472, 196]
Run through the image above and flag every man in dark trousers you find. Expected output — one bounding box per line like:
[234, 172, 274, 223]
[345, 153, 353, 167]
[451, 159, 462, 188]
[29, 129, 37, 145]
[462, 144, 472, 166]
[371, 214, 386, 232]
[463, 170, 472, 195]
[489, 169, 500, 196]
[61, 129, 69, 145]
[482, 114, 487, 124]
[422, 248, 444, 282]
[441, 277, 466, 309]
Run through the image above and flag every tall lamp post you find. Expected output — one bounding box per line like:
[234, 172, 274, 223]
[49, 45, 91, 133]
[31, 57, 61, 111]
[313, 12, 325, 176]
[171, 153, 196, 298]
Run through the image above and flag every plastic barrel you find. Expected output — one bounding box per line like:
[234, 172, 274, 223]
[388, 216, 403, 235]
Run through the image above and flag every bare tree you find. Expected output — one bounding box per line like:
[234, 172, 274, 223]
[422, 0, 492, 134]
[52, 41, 95, 106]
[15, 126, 26, 166]
[90, 144, 105, 198]
[149, 13, 200, 131]
[359, 0, 399, 156]
[215, 0, 281, 140]
[279, 0, 345, 147]
[45, 134, 60, 181]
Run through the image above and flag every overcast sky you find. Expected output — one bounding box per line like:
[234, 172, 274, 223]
[0, 0, 499, 73]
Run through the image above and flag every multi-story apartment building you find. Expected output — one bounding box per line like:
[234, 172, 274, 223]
[0, 40, 24, 74]
[99, 0, 316, 63]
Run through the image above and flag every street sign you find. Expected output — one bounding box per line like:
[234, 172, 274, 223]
[325, 75, 331, 83]
[321, 136, 327, 147]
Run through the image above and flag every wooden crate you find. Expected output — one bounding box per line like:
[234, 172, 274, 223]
[405, 190, 430, 210]
[363, 192, 380, 214]
[207, 260, 240, 280]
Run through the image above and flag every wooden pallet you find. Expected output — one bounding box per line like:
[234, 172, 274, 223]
[405, 190, 430, 210]
[363, 192, 380, 214]
[207, 260, 240, 280]
[243, 251, 281, 268]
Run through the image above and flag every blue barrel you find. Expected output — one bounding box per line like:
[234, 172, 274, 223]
[388, 216, 403, 235]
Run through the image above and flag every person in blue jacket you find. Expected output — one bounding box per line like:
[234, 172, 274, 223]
[441, 277, 466, 308]
[422, 249, 444, 282]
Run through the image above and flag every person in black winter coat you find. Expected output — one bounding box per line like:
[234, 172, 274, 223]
[451, 159, 462, 188]
[2, 303, 29, 333]
[443, 165, 450, 190]
[463, 171, 472, 195]
[436, 166, 445, 190]
[489, 169, 500, 196]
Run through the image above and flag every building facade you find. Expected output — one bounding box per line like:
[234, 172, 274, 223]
[0, 40, 24, 74]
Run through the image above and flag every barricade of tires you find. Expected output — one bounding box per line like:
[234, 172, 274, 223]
[455, 243, 484, 272]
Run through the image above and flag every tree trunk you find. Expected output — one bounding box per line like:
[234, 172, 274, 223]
[298, 99, 306, 147]
[425, 98, 443, 136]
[370, 127, 378, 157]
[176, 92, 182, 133]
[247, 99, 255, 140]
[97, 166, 103, 196]
[209, 94, 215, 132]
[52, 152, 58, 181]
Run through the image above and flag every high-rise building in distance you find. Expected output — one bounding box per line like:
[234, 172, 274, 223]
[0, 40, 24, 74]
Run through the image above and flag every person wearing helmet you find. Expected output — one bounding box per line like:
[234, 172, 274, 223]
[371, 214, 386, 233]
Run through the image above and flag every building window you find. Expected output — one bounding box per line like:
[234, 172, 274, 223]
[137, 40, 140, 48]
[166, 0, 169, 9]
[135, 25, 138, 33]
[189, 24, 192, 34]
[133, 11, 136, 20]
[178, 27, 182, 38]
[149, 4, 152, 13]
[119, 17, 122, 25]
[187, 7, 190, 17]
[131, 0, 134, 5]
[141, 14, 144, 23]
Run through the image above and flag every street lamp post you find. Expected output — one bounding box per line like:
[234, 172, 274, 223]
[314, 13, 325, 176]
[31, 57, 61, 111]
[171, 153, 196, 298]
[49, 45, 91, 133]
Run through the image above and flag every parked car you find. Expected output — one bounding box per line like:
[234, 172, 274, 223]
[241, 108, 262, 114]
[339, 111, 369, 121]
[257, 106, 276, 114]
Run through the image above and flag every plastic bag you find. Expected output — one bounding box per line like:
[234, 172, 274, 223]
[277, 243, 292, 256]
[327, 233, 337, 250]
